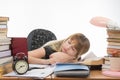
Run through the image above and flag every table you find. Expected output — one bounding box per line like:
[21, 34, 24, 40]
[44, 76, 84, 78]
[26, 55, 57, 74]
[0, 70, 120, 80]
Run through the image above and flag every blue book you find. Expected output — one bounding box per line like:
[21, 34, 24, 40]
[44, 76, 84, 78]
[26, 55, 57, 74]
[54, 63, 90, 77]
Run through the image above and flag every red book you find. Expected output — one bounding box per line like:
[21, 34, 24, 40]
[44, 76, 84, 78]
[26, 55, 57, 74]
[11, 38, 28, 57]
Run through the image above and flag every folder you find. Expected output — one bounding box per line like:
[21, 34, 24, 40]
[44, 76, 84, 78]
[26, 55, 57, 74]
[54, 63, 90, 77]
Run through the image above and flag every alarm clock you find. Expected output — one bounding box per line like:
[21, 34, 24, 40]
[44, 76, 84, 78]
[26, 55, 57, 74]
[13, 52, 29, 75]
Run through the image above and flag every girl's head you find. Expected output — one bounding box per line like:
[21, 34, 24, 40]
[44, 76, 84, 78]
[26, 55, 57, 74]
[61, 33, 90, 59]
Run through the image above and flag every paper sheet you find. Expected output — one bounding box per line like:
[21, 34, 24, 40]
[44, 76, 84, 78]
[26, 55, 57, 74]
[4, 64, 56, 79]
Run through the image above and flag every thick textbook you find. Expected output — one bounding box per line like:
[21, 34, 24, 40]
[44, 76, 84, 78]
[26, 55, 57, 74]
[54, 63, 90, 77]
[11, 38, 28, 56]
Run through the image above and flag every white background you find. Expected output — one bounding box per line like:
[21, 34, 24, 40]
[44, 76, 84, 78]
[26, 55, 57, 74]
[0, 0, 120, 57]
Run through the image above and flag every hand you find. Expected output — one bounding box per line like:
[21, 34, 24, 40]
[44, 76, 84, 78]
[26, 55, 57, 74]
[49, 52, 75, 64]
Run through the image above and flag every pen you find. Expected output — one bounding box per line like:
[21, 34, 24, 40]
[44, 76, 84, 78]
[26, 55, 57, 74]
[28, 67, 45, 71]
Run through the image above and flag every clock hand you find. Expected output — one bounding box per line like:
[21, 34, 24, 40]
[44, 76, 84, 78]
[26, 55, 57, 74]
[17, 66, 22, 70]
[17, 65, 25, 70]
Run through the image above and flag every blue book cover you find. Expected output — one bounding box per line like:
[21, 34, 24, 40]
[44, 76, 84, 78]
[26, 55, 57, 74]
[54, 63, 89, 72]
[54, 63, 90, 77]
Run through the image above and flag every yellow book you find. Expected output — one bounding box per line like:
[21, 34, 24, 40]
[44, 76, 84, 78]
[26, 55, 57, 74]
[0, 17, 9, 22]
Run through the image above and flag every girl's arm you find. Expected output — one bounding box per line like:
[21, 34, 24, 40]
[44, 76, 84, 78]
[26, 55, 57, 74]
[28, 47, 46, 58]
[28, 56, 49, 64]
[28, 47, 57, 64]
[28, 47, 77, 64]
[49, 52, 77, 63]
[28, 47, 49, 64]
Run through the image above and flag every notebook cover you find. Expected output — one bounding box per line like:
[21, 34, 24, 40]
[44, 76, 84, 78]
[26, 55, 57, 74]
[11, 38, 28, 57]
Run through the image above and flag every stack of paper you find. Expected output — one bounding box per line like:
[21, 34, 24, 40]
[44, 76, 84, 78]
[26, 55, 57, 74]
[4, 64, 55, 79]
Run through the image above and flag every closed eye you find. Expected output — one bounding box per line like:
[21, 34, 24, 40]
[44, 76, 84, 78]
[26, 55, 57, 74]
[68, 41, 71, 44]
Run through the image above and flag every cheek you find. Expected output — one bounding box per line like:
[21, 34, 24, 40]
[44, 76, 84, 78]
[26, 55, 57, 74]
[67, 50, 76, 56]
[62, 43, 67, 48]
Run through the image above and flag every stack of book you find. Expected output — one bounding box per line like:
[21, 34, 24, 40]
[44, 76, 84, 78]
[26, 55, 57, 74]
[102, 25, 120, 77]
[0, 17, 13, 75]
[107, 27, 120, 57]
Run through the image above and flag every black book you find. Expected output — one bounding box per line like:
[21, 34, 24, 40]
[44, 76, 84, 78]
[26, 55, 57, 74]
[54, 63, 90, 77]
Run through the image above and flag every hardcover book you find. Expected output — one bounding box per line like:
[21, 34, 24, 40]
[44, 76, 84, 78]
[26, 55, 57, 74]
[54, 63, 90, 77]
[11, 38, 28, 56]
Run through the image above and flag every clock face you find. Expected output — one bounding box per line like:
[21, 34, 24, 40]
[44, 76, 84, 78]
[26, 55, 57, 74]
[14, 60, 29, 75]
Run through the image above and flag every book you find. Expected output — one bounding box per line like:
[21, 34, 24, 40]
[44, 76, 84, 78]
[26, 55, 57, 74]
[0, 50, 11, 58]
[108, 42, 120, 46]
[107, 38, 120, 43]
[79, 51, 104, 66]
[104, 59, 110, 65]
[0, 28, 7, 33]
[11, 38, 28, 56]
[0, 32, 7, 36]
[107, 29, 120, 35]
[0, 35, 8, 39]
[0, 36, 11, 40]
[0, 45, 10, 51]
[0, 38, 11, 42]
[79, 52, 104, 70]
[107, 45, 120, 49]
[0, 38, 11, 43]
[0, 17, 9, 22]
[0, 22, 7, 25]
[0, 41, 11, 45]
[54, 63, 90, 77]
[103, 56, 110, 61]
[0, 56, 13, 65]
[0, 24, 7, 28]
[102, 64, 110, 71]
[108, 36, 120, 39]
[79, 57, 104, 66]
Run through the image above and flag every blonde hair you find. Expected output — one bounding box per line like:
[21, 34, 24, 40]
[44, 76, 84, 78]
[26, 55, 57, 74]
[43, 33, 90, 59]
[64, 33, 90, 58]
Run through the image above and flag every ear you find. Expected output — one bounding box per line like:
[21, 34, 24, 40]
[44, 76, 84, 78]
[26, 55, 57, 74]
[90, 16, 112, 28]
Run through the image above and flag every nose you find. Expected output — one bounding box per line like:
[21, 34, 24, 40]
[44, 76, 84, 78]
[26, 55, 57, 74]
[66, 45, 72, 50]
